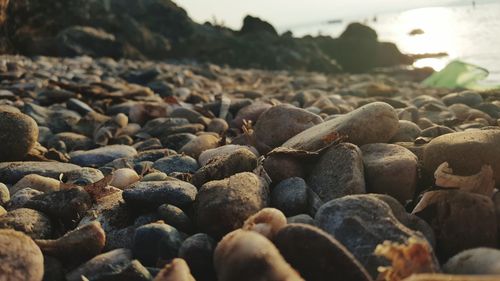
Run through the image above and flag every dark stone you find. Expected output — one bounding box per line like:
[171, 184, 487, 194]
[178, 233, 217, 281]
[123, 180, 197, 209]
[274, 223, 372, 281]
[132, 222, 184, 267]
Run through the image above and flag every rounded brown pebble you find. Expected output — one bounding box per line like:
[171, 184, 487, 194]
[0, 111, 39, 162]
[0, 229, 44, 281]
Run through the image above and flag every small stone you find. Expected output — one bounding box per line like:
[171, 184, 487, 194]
[282, 102, 399, 151]
[274, 223, 372, 281]
[0, 161, 81, 184]
[263, 153, 305, 183]
[47, 132, 94, 152]
[123, 180, 197, 209]
[154, 258, 196, 281]
[207, 118, 229, 135]
[287, 214, 315, 225]
[0, 111, 39, 162]
[132, 222, 184, 266]
[70, 145, 137, 167]
[442, 91, 483, 106]
[161, 133, 197, 151]
[35, 221, 105, 265]
[307, 143, 365, 202]
[0, 208, 53, 239]
[195, 172, 269, 238]
[423, 130, 500, 182]
[192, 148, 257, 187]
[0, 182, 9, 205]
[412, 190, 497, 261]
[6, 188, 43, 209]
[24, 187, 93, 228]
[109, 168, 140, 189]
[198, 145, 259, 166]
[443, 247, 500, 275]
[271, 177, 308, 216]
[153, 154, 199, 175]
[10, 174, 60, 195]
[315, 194, 430, 277]
[0, 229, 44, 281]
[63, 167, 104, 185]
[66, 248, 133, 281]
[157, 204, 193, 233]
[179, 134, 220, 159]
[253, 104, 323, 152]
[390, 120, 422, 142]
[231, 101, 272, 129]
[214, 229, 304, 281]
[361, 143, 418, 203]
[178, 233, 216, 281]
[420, 125, 455, 138]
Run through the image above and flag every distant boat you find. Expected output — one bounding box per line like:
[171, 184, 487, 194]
[326, 19, 343, 25]
[409, 28, 425, 36]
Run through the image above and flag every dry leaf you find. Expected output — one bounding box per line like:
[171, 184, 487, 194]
[434, 162, 495, 196]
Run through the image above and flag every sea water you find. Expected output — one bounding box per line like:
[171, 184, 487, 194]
[291, 1, 500, 84]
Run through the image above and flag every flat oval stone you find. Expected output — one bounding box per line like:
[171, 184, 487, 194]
[282, 102, 399, 151]
[0, 162, 81, 184]
[274, 223, 372, 281]
[123, 180, 197, 209]
[153, 154, 199, 175]
[70, 145, 137, 167]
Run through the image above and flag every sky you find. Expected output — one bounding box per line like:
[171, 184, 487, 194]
[173, 0, 469, 31]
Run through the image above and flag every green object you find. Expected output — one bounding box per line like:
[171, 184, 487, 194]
[422, 60, 500, 90]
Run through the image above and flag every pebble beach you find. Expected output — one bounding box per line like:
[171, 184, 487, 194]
[1, 53, 500, 280]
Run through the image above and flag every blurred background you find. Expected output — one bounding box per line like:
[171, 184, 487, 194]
[177, 0, 500, 83]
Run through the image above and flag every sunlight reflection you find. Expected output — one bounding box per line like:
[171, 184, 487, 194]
[388, 7, 459, 70]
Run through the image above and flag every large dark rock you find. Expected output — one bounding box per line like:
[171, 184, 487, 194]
[57, 26, 123, 58]
[240, 15, 278, 36]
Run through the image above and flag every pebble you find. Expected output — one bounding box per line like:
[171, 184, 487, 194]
[132, 222, 184, 266]
[0, 110, 39, 161]
[214, 229, 304, 281]
[0, 208, 53, 239]
[271, 177, 309, 216]
[192, 148, 257, 187]
[412, 190, 497, 261]
[423, 130, 500, 182]
[178, 233, 217, 281]
[282, 102, 399, 151]
[443, 247, 500, 275]
[6, 188, 43, 209]
[10, 174, 60, 195]
[24, 187, 93, 228]
[123, 180, 197, 209]
[253, 104, 323, 151]
[390, 120, 422, 142]
[315, 194, 431, 277]
[179, 134, 220, 159]
[198, 144, 259, 166]
[157, 204, 193, 233]
[66, 248, 133, 281]
[361, 143, 418, 203]
[0, 229, 44, 281]
[109, 168, 140, 189]
[70, 144, 137, 167]
[153, 154, 199, 175]
[195, 172, 269, 238]
[0, 182, 9, 205]
[307, 143, 365, 201]
[442, 90, 483, 106]
[0, 161, 81, 184]
[274, 223, 372, 281]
